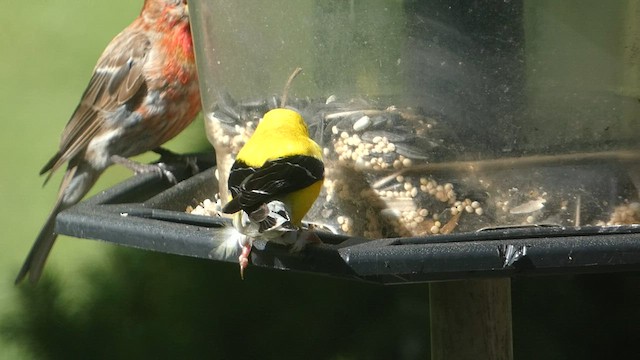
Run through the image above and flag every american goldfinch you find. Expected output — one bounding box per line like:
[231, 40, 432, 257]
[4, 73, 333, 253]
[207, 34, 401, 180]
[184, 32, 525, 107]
[221, 108, 324, 277]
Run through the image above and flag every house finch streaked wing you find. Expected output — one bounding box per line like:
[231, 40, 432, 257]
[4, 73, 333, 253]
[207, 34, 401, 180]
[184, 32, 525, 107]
[15, 0, 201, 284]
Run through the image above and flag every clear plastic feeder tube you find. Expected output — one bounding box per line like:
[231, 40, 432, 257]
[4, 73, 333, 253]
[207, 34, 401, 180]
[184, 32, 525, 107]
[189, 0, 640, 238]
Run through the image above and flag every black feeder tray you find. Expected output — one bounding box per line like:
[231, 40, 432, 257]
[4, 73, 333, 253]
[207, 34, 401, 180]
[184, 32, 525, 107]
[55, 153, 640, 359]
[55, 154, 640, 284]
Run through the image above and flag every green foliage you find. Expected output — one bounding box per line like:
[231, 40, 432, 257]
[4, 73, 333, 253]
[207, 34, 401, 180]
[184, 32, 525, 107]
[6, 246, 639, 359]
[512, 273, 640, 360]
[4, 248, 429, 359]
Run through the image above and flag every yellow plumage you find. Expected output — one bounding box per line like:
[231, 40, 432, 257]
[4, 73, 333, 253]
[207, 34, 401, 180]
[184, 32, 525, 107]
[236, 108, 322, 167]
[224, 107, 324, 230]
[222, 108, 324, 277]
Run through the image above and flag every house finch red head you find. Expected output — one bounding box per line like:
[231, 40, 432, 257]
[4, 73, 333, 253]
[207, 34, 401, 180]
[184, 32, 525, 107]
[15, 0, 201, 284]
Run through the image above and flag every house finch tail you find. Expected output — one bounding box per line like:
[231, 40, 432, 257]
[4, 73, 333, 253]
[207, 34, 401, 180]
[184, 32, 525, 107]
[16, 0, 201, 284]
[16, 164, 99, 284]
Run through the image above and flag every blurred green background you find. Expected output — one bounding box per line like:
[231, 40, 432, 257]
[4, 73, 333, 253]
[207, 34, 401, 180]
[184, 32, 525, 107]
[1, 1, 638, 359]
[0, 1, 128, 357]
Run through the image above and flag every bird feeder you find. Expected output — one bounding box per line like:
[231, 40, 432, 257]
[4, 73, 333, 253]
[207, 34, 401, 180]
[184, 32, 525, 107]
[56, 1, 640, 359]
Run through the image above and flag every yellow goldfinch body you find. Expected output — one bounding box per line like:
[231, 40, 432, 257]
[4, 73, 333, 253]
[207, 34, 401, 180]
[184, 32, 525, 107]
[222, 108, 324, 238]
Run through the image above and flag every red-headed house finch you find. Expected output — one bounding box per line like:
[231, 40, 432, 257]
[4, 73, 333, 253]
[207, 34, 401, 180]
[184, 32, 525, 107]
[15, 0, 201, 284]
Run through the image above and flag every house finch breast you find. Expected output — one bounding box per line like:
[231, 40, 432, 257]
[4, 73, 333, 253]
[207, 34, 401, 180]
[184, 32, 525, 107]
[15, 0, 201, 284]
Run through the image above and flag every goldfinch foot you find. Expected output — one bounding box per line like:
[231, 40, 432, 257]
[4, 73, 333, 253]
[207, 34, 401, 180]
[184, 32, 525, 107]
[239, 242, 251, 279]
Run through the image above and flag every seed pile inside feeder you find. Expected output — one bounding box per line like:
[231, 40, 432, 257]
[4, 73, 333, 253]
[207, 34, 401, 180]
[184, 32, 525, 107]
[205, 95, 488, 238]
[201, 94, 640, 238]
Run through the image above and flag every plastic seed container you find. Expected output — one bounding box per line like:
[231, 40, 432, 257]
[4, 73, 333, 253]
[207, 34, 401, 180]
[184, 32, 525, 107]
[189, 1, 640, 239]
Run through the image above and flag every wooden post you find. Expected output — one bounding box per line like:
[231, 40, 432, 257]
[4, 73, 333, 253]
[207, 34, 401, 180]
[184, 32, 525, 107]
[430, 278, 513, 360]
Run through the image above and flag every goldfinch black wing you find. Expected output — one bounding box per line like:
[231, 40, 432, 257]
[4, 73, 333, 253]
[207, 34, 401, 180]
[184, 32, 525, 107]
[226, 164, 256, 200]
[222, 155, 324, 215]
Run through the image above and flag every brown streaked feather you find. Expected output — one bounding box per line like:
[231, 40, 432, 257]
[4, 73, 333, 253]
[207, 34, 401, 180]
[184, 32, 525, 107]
[42, 31, 151, 177]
